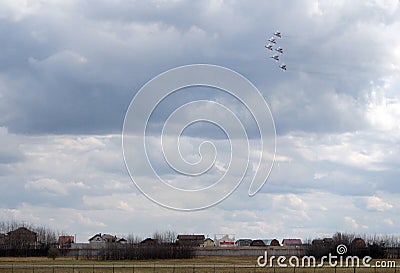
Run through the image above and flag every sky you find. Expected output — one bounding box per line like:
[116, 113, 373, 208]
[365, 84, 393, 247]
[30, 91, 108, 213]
[0, 0, 400, 243]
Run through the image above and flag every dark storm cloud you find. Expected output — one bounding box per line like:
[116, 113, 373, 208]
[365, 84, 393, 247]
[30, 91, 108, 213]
[0, 1, 222, 134]
[0, 2, 151, 133]
[0, 2, 281, 134]
[1, 1, 398, 135]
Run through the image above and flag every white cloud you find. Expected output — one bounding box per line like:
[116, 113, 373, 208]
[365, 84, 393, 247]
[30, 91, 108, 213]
[0, 0, 44, 21]
[313, 172, 327, 180]
[366, 0, 399, 15]
[344, 216, 360, 230]
[383, 218, 394, 226]
[365, 196, 393, 212]
[287, 131, 395, 171]
[77, 213, 106, 229]
[365, 81, 400, 132]
[25, 178, 88, 196]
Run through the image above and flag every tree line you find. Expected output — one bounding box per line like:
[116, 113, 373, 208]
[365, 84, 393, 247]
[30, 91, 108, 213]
[89, 230, 194, 260]
[0, 222, 194, 259]
[0, 220, 58, 245]
[0, 221, 58, 257]
[306, 232, 400, 259]
[1, 221, 400, 260]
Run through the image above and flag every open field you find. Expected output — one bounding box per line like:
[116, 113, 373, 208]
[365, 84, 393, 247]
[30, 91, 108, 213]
[0, 257, 398, 273]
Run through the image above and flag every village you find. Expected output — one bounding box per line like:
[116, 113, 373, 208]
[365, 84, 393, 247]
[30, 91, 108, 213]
[2, 226, 399, 260]
[0, 226, 306, 253]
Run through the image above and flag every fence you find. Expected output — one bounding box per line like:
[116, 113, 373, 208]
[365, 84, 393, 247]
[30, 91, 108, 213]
[0, 264, 398, 273]
[195, 247, 306, 257]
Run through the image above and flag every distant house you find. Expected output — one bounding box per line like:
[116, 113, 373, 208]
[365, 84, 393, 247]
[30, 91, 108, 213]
[270, 239, 280, 246]
[202, 238, 215, 247]
[88, 233, 126, 244]
[312, 239, 323, 245]
[7, 227, 37, 247]
[58, 235, 75, 247]
[313, 238, 334, 246]
[250, 240, 266, 247]
[351, 238, 366, 249]
[140, 238, 158, 245]
[117, 238, 127, 244]
[282, 239, 302, 247]
[235, 239, 252, 247]
[323, 238, 334, 245]
[250, 239, 279, 246]
[177, 235, 205, 247]
[214, 234, 235, 247]
[101, 234, 117, 243]
[89, 233, 106, 243]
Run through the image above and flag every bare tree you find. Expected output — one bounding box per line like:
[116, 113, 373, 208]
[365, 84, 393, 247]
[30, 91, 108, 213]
[152, 230, 177, 244]
[126, 233, 142, 245]
[333, 232, 356, 247]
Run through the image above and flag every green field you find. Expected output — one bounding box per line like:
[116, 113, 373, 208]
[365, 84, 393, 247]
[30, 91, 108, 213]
[0, 257, 398, 273]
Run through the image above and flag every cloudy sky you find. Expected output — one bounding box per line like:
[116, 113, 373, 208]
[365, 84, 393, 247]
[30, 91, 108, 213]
[0, 0, 400, 243]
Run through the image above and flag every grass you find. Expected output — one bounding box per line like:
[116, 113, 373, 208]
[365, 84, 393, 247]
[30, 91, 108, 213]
[0, 257, 398, 273]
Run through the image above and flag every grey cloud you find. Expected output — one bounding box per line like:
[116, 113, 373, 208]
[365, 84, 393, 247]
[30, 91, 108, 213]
[0, 127, 25, 165]
[1, 1, 398, 135]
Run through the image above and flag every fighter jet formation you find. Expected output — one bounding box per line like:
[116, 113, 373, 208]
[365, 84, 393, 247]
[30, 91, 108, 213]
[265, 30, 286, 71]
